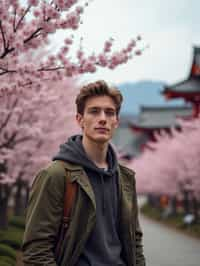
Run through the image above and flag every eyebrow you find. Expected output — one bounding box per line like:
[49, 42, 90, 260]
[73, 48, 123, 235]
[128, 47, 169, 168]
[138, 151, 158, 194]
[88, 107, 116, 111]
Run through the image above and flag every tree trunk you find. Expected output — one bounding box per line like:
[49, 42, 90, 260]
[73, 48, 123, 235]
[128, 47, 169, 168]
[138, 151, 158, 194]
[183, 190, 190, 215]
[0, 184, 11, 229]
[171, 196, 177, 216]
[25, 185, 30, 208]
[14, 179, 24, 216]
[192, 196, 199, 223]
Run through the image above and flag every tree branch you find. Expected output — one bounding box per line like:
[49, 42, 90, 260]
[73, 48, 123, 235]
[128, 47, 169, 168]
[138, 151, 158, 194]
[0, 131, 31, 150]
[24, 17, 51, 44]
[0, 67, 16, 75]
[13, 136, 32, 146]
[0, 47, 14, 59]
[0, 98, 18, 134]
[13, 8, 17, 31]
[1, 14, 50, 59]
[24, 27, 42, 44]
[0, 27, 43, 59]
[0, 21, 7, 52]
[38, 66, 65, 71]
[15, 5, 31, 32]
[0, 131, 18, 149]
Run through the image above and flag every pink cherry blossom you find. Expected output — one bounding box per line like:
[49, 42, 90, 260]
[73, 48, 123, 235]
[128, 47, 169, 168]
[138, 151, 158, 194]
[28, 0, 39, 6]
[0, 0, 144, 228]
[127, 118, 200, 200]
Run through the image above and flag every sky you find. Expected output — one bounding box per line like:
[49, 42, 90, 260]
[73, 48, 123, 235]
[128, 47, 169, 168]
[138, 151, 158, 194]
[63, 0, 200, 85]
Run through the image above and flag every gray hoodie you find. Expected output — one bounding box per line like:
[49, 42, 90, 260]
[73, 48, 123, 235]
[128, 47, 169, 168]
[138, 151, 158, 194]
[53, 135, 126, 266]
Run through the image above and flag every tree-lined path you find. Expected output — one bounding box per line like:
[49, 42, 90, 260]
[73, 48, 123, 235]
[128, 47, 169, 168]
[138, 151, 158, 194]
[141, 215, 200, 266]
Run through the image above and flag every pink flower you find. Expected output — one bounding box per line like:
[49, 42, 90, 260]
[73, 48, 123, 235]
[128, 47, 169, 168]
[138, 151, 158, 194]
[59, 20, 68, 29]
[8, 0, 18, 8]
[104, 40, 113, 53]
[129, 39, 136, 48]
[28, 0, 39, 6]
[64, 38, 73, 45]
[43, 22, 56, 34]
[48, 55, 56, 62]
[77, 50, 84, 60]
[98, 54, 108, 67]
[61, 46, 69, 54]
[33, 9, 41, 17]
[76, 6, 84, 14]
[135, 49, 142, 55]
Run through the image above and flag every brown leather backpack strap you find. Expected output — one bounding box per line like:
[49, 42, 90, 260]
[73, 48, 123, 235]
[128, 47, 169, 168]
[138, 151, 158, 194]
[63, 178, 77, 229]
[54, 162, 77, 260]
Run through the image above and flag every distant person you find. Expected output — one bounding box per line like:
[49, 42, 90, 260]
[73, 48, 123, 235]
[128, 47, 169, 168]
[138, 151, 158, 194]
[22, 80, 146, 266]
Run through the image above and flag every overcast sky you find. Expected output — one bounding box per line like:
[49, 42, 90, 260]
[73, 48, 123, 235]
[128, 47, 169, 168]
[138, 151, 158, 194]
[62, 0, 200, 85]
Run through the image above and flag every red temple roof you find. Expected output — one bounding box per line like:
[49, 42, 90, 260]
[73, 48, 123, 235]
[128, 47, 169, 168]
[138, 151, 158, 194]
[162, 46, 200, 100]
[190, 46, 200, 78]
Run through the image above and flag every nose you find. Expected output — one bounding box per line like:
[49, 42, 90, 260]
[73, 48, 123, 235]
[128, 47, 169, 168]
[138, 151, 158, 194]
[99, 110, 107, 123]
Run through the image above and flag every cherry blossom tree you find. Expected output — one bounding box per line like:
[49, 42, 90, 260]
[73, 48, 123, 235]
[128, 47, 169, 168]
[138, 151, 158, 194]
[0, 0, 144, 228]
[0, 0, 143, 92]
[0, 77, 79, 227]
[12, 78, 80, 217]
[127, 117, 200, 220]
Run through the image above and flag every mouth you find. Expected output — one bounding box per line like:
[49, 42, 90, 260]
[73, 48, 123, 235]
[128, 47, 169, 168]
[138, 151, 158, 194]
[95, 128, 109, 132]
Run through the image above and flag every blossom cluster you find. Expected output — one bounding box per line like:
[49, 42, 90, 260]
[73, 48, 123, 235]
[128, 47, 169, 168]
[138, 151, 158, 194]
[0, 0, 143, 222]
[0, 77, 79, 185]
[0, 0, 143, 93]
[128, 118, 200, 199]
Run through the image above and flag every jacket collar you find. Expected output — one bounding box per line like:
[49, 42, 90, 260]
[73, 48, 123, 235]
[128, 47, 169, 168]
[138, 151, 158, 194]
[60, 161, 134, 213]
[61, 161, 96, 210]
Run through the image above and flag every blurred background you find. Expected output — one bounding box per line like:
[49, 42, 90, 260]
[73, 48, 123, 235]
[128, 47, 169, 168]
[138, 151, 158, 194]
[0, 0, 200, 265]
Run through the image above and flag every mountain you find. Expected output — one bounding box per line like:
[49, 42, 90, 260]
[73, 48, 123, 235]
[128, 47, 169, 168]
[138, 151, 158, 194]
[118, 80, 185, 114]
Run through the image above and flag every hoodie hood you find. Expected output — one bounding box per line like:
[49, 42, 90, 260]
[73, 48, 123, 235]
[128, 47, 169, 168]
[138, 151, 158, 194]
[52, 135, 118, 176]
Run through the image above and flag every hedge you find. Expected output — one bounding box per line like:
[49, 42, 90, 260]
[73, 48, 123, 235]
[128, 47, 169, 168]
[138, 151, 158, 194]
[0, 255, 16, 266]
[0, 243, 16, 260]
[9, 216, 25, 230]
[0, 227, 23, 250]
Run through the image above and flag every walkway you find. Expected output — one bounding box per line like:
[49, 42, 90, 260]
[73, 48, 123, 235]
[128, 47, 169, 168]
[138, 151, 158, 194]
[141, 215, 200, 266]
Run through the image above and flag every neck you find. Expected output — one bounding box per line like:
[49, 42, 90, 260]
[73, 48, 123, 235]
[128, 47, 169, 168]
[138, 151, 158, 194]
[82, 135, 109, 169]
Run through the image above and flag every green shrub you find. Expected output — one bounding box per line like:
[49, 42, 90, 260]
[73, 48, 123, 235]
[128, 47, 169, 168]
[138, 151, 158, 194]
[141, 202, 200, 239]
[0, 227, 23, 250]
[141, 203, 161, 220]
[0, 255, 15, 266]
[0, 231, 4, 239]
[0, 244, 16, 260]
[9, 216, 25, 230]
[0, 262, 11, 266]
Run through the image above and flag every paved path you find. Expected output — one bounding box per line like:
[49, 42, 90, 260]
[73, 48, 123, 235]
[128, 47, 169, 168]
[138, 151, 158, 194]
[140, 215, 200, 266]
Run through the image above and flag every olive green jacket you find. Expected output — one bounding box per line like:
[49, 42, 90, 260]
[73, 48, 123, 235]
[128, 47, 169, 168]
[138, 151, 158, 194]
[22, 160, 145, 266]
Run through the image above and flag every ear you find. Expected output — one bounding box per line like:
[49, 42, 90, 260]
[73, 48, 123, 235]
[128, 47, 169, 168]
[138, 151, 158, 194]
[76, 113, 84, 129]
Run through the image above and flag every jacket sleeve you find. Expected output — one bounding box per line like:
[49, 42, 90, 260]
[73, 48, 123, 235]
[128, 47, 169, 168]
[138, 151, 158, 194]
[133, 177, 146, 266]
[22, 168, 65, 266]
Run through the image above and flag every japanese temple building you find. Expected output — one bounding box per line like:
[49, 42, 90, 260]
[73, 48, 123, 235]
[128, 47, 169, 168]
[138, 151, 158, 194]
[115, 46, 199, 158]
[129, 105, 192, 143]
[114, 106, 193, 158]
[162, 46, 200, 117]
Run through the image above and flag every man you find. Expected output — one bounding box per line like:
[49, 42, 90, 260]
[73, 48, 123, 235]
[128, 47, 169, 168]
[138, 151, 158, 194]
[22, 80, 146, 266]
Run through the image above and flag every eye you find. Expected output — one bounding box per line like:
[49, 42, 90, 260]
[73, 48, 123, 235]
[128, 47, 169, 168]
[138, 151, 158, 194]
[105, 110, 115, 116]
[89, 108, 99, 114]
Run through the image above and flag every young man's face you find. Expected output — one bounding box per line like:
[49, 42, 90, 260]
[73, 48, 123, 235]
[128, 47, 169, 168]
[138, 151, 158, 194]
[76, 95, 119, 144]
